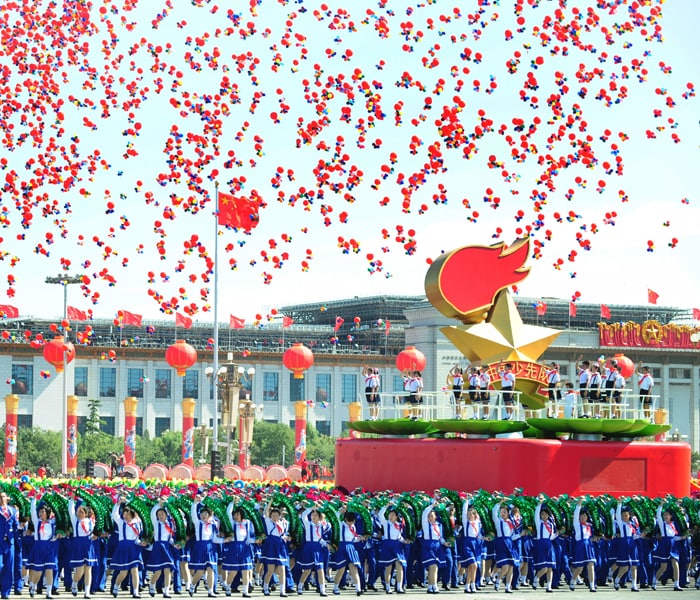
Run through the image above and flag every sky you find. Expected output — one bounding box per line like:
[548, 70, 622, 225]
[0, 0, 698, 326]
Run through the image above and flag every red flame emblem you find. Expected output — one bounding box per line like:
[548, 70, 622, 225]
[425, 238, 530, 323]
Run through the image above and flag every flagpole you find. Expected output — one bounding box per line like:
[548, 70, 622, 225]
[212, 182, 220, 474]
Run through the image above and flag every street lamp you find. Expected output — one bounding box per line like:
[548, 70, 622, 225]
[45, 274, 84, 475]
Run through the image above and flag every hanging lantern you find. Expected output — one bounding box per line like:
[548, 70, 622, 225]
[396, 346, 426, 372]
[607, 353, 635, 379]
[165, 339, 198, 376]
[42, 336, 76, 373]
[283, 343, 314, 379]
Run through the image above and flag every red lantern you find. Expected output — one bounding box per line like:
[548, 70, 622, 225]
[607, 353, 634, 379]
[165, 339, 198, 376]
[283, 343, 314, 379]
[42, 336, 76, 373]
[396, 346, 426, 372]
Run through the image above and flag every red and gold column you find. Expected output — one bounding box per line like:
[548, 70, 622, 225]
[4, 394, 19, 474]
[294, 400, 307, 466]
[66, 395, 79, 475]
[123, 396, 138, 465]
[181, 398, 196, 467]
[348, 402, 362, 439]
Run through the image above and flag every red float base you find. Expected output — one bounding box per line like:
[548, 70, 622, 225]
[335, 437, 691, 497]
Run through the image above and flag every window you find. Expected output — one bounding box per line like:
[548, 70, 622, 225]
[289, 373, 305, 402]
[101, 416, 116, 436]
[341, 421, 350, 434]
[74, 367, 88, 397]
[155, 369, 171, 399]
[341, 374, 357, 403]
[128, 368, 144, 398]
[316, 420, 331, 436]
[651, 368, 662, 379]
[11, 364, 32, 395]
[77, 416, 86, 436]
[240, 367, 254, 398]
[559, 365, 569, 377]
[263, 372, 279, 402]
[155, 417, 170, 437]
[17, 414, 32, 428]
[393, 375, 405, 392]
[99, 368, 116, 398]
[316, 373, 331, 404]
[183, 370, 199, 398]
[135, 417, 143, 437]
[669, 367, 691, 380]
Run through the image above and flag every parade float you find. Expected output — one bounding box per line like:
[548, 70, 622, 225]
[336, 240, 690, 497]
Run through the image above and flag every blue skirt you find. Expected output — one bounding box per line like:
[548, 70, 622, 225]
[110, 539, 143, 571]
[378, 539, 406, 567]
[69, 536, 98, 568]
[615, 537, 639, 567]
[261, 536, 289, 566]
[652, 536, 679, 562]
[329, 541, 361, 569]
[533, 538, 556, 570]
[572, 538, 596, 567]
[26, 539, 58, 571]
[494, 537, 518, 568]
[189, 540, 217, 570]
[420, 539, 443, 567]
[222, 541, 253, 571]
[459, 537, 483, 567]
[297, 540, 324, 569]
[146, 541, 175, 572]
[521, 536, 534, 562]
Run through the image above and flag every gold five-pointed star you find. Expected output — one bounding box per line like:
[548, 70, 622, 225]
[440, 290, 560, 364]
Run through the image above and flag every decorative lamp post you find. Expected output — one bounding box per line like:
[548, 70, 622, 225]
[396, 346, 427, 372]
[45, 274, 83, 475]
[4, 394, 19, 474]
[239, 397, 256, 470]
[165, 340, 198, 376]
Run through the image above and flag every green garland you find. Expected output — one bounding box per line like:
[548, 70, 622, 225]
[322, 501, 340, 547]
[347, 499, 373, 537]
[663, 497, 689, 535]
[202, 496, 233, 536]
[238, 499, 266, 538]
[393, 501, 416, 541]
[170, 493, 195, 537]
[164, 498, 188, 543]
[271, 492, 302, 544]
[126, 494, 155, 541]
[1, 482, 29, 519]
[41, 493, 70, 536]
[681, 496, 700, 528]
[75, 488, 110, 535]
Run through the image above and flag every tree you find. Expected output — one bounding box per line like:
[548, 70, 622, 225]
[14, 426, 62, 474]
[305, 423, 336, 468]
[84, 397, 104, 435]
[250, 421, 295, 467]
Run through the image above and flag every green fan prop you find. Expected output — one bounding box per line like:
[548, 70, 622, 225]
[347, 499, 373, 537]
[164, 498, 188, 543]
[1, 483, 29, 519]
[126, 494, 156, 541]
[202, 496, 233, 536]
[237, 500, 266, 538]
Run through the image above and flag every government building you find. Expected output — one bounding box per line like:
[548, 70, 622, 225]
[2, 295, 698, 457]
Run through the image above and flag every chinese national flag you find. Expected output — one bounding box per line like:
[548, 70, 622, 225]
[120, 310, 142, 327]
[536, 302, 547, 316]
[218, 191, 262, 232]
[176, 312, 192, 329]
[647, 288, 659, 304]
[0, 305, 19, 318]
[693, 308, 700, 320]
[67, 306, 88, 322]
[569, 302, 577, 318]
[334, 316, 344, 332]
[229, 314, 245, 329]
[282, 315, 294, 328]
[600, 304, 611, 319]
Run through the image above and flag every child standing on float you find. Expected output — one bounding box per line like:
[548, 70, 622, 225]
[26, 498, 59, 600]
[68, 497, 97, 599]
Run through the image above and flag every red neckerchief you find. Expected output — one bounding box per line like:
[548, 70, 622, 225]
[126, 520, 140, 538]
[667, 522, 677, 535]
[238, 522, 247, 539]
[469, 521, 479, 536]
[314, 524, 322, 540]
[162, 521, 173, 537]
[81, 519, 92, 535]
[582, 522, 592, 536]
[39, 522, 47, 538]
[432, 523, 440, 538]
[543, 520, 553, 535]
[348, 524, 357, 537]
[275, 521, 284, 535]
[1, 506, 9, 518]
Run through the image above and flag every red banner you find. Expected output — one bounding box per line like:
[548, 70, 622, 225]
[66, 396, 79, 474]
[182, 399, 196, 468]
[124, 398, 138, 465]
[598, 321, 700, 349]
